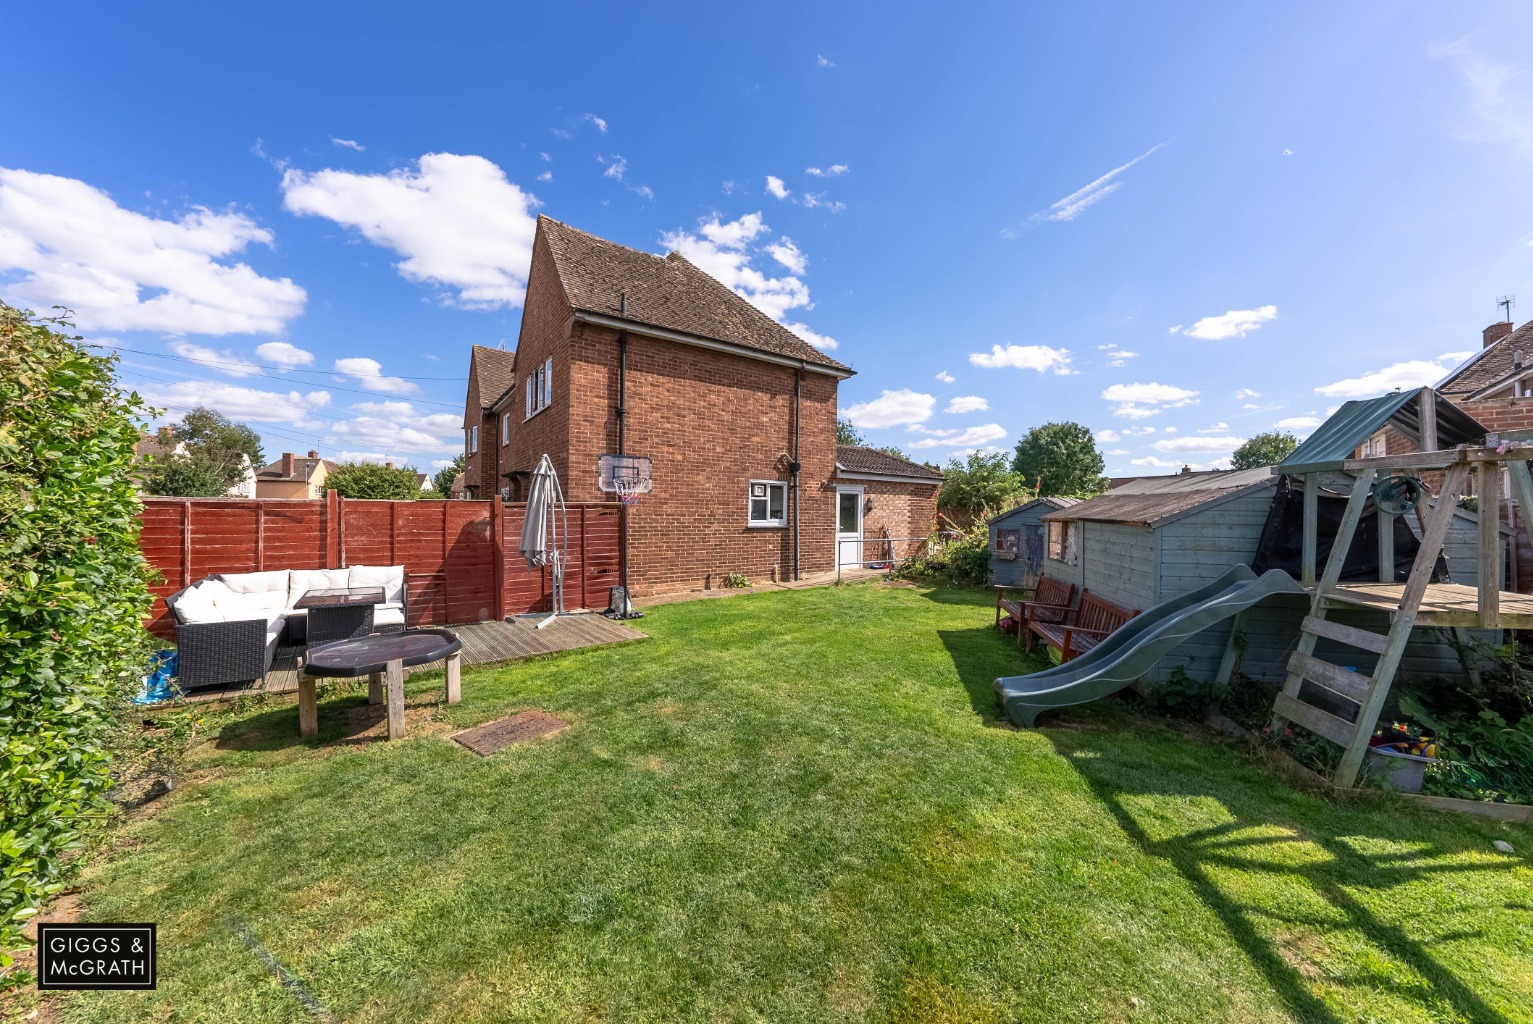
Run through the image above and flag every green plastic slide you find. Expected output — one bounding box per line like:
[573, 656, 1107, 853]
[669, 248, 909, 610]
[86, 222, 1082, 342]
[993, 565, 1305, 727]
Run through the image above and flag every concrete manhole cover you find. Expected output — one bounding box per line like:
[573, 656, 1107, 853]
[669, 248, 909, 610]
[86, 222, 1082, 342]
[452, 710, 569, 756]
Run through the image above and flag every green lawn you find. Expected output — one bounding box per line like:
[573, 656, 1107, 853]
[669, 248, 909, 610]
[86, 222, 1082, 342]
[53, 583, 1533, 1023]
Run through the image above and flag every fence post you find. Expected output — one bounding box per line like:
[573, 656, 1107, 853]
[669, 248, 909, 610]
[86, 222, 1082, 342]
[181, 501, 192, 587]
[255, 503, 265, 571]
[490, 499, 505, 620]
[325, 489, 341, 568]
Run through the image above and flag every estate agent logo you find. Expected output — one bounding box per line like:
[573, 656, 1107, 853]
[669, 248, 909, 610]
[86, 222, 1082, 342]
[37, 923, 157, 990]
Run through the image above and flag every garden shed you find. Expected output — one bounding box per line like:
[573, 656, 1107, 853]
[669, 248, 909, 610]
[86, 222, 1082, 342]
[987, 497, 1078, 590]
[1038, 461, 1511, 684]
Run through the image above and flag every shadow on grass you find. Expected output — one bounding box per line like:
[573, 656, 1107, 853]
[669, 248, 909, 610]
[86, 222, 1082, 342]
[912, 585, 994, 607]
[938, 624, 1050, 724]
[1047, 730, 1516, 1024]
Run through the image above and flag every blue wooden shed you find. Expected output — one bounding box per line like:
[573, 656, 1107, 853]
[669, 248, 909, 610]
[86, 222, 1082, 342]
[987, 497, 1078, 590]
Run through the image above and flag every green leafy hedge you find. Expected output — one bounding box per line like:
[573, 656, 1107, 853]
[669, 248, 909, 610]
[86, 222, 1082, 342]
[0, 305, 152, 978]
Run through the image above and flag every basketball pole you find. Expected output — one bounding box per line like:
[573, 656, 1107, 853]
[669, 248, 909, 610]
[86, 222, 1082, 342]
[617, 292, 632, 609]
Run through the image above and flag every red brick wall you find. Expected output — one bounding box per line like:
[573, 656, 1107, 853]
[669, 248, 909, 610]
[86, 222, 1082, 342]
[462, 352, 503, 497]
[565, 321, 841, 595]
[500, 233, 575, 493]
[858, 481, 940, 560]
[1454, 396, 1533, 435]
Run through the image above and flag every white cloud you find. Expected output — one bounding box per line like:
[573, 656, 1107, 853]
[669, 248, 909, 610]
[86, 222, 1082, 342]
[1181, 305, 1278, 341]
[1123, 426, 1156, 436]
[280, 152, 537, 309]
[1197, 422, 1230, 433]
[537, 171, 553, 182]
[256, 341, 314, 370]
[602, 156, 628, 180]
[334, 357, 418, 395]
[1432, 40, 1533, 165]
[1105, 448, 1130, 456]
[765, 176, 790, 200]
[805, 164, 849, 176]
[1283, 148, 1294, 156]
[909, 423, 1008, 449]
[583, 113, 609, 133]
[661, 212, 814, 323]
[1438, 350, 1475, 364]
[632, 184, 655, 201]
[816, 54, 834, 67]
[969, 343, 1072, 373]
[0, 167, 305, 335]
[1097, 343, 1139, 368]
[720, 180, 738, 195]
[1235, 388, 1261, 400]
[1314, 359, 1459, 399]
[1102, 381, 1199, 420]
[1131, 455, 1189, 469]
[1095, 429, 1121, 443]
[329, 400, 462, 453]
[1274, 415, 1322, 430]
[799, 191, 845, 212]
[1035, 143, 1163, 223]
[139, 380, 331, 425]
[1152, 435, 1245, 454]
[1167, 324, 1182, 334]
[1113, 405, 1161, 420]
[840, 389, 935, 429]
[765, 236, 806, 274]
[539, 152, 551, 162]
[170, 341, 258, 377]
[329, 137, 364, 151]
[783, 321, 838, 351]
[935, 371, 955, 383]
[944, 396, 989, 414]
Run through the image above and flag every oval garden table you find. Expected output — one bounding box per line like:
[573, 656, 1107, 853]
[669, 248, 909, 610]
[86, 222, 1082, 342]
[298, 628, 462, 741]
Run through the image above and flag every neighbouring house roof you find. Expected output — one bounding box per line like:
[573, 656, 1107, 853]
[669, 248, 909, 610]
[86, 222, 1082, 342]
[538, 216, 853, 375]
[1436, 320, 1533, 399]
[835, 445, 944, 482]
[1276, 389, 1487, 473]
[986, 496, 1080, 525]
[134, 431, 183, 459]
[1041, 467, 1274, 527]
[255, 456, 337, 482]
[471, 345, 518, 409]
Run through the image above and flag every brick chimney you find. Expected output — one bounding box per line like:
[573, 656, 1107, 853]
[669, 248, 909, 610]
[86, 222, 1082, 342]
[1485, 321, 1514, 348]
[307, 449, 319, 459]
[385, 461, 394, 470]
[281, 452, 295, 477]
[1181, 464, 1193, 475]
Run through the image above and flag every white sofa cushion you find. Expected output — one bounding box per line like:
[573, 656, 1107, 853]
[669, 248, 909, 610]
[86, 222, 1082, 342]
[348, 565, 405, 606]
[288, 568, 352, 610]
[216, 589, 287, 619]
[217, 569, 291, 595]
[373, 605, 405, 628]
[264, 613, 285, 662]
[174, 579, 239, 624]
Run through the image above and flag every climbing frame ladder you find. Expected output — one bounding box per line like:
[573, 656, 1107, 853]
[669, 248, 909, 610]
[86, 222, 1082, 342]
[1271, 462, 1471, 787]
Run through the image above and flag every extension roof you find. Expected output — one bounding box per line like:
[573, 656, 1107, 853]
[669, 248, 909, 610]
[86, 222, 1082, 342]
[835, 445, 944, 481]
[470, 345, 518, 409]
[538, 216, 852, 375]
[1276, 389, 1487, 474]
[1436, 319, 1533, 400]
[1041, 468, 1275, 527]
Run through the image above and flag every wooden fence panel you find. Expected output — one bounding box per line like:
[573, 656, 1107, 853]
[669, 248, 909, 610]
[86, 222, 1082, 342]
[139, 497, 620, 638]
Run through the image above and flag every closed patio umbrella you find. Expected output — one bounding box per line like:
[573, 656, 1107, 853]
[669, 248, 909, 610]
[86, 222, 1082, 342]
[517, 454, 567, 626]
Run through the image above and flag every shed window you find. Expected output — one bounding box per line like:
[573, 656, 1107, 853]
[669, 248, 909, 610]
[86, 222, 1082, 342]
[994, 528, 1019, 560]
[1047, 521, 1078, 565]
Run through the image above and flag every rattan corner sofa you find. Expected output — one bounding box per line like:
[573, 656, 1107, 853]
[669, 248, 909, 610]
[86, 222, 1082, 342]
[166, 565, 408, 689]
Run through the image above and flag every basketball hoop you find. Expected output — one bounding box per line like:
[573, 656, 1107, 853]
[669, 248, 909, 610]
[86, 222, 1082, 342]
[615, 479, 641, 508]
[598, 453, 652, 507]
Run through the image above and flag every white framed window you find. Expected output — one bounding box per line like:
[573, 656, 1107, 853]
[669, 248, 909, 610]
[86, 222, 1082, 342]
[1361, 430, 1388, 459]
[1047, 521, 1078, 565]
[501, 412, 510, 445]
[467, 425, 479, 454]
[748, 480, 787, 527]
[525, 357, 555, 420]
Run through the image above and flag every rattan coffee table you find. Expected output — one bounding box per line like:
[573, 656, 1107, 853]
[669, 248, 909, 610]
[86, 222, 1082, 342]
[297, 628, 462, 741]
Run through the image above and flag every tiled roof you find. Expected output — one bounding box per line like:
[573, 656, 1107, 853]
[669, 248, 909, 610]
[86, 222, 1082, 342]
[1438, 320, 1533, 398]
[835, 445, 944, 481]
[255, 457, 337, 481]
[985, 496, 1079, 525]
[471, 345, 518, 408]
[133, 432, 179, 459]
[538, 216, 852, 374]
[1041, 467, 1274, 527]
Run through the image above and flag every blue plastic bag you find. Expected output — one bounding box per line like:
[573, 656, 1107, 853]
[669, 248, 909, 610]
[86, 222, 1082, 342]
[131, 650, 181, 705]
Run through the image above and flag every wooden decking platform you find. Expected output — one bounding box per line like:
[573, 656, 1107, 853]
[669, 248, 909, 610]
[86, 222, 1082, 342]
[178, 613, 646, 705]
[1319, 582, 1533, 628]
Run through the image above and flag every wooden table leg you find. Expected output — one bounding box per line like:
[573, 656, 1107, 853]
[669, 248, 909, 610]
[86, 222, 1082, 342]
[298, 673, 318, 738]
[368, 671, 383, 705]
[385, 658, 405, 740]
[445, 652, 461, 705]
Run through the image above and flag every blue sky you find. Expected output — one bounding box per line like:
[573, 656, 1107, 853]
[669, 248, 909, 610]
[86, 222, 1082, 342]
[4, 2, 1533, 475]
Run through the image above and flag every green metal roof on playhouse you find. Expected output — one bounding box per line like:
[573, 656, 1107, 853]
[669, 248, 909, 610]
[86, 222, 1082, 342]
[1276, 389, 1488, 474]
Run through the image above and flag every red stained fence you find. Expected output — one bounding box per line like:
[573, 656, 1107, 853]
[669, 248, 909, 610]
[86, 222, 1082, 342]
[139, 493, 621, 638]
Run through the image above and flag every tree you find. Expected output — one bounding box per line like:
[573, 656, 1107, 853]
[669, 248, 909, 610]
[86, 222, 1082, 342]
[939, 451, 1026, 522]
[1231, 431, 1299, 470]
[433, 454, 465, 497]
[1, 304, 152, 973]
[836, 418, 865, 446]
[143, 406, 263, 497]
[324, 462, 426, 500]
[1012, 421, 1107, 496]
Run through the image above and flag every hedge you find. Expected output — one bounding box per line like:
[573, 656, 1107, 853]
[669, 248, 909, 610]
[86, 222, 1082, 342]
[0, 305, 152, 978]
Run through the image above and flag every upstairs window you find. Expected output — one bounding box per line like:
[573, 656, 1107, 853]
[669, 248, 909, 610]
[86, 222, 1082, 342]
[525, 357, 555, 419]
[467, 425, 479, 455]
[501, 412, 510, 445]
[748, 481, 787, 527]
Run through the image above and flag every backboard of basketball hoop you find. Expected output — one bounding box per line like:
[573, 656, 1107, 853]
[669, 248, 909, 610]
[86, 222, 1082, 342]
[597, 454, 653, 494]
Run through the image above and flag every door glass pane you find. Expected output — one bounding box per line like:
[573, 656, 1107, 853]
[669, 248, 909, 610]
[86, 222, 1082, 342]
[838, 493, 858, 532]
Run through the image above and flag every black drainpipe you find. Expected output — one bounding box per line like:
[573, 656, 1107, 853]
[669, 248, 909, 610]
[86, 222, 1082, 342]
[792, 364, 803, 581]
[617, 293, 629, 594]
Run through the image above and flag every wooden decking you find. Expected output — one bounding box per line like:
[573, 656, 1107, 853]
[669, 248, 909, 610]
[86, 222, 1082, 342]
[179, 613, 647, 705]
[1319, 582, 1533, 628]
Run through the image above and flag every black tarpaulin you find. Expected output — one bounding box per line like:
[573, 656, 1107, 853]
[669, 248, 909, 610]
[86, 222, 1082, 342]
[1252, 476, 1447, 583]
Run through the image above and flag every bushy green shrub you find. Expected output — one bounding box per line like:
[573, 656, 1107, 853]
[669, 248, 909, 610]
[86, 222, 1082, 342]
[0, 306, 152, 980]
[324, 461, 427, 500]
[890, 521, 990, 586]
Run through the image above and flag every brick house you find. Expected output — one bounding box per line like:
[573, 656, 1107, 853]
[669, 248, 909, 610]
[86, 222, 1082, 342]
[458, 215, 941, 597]
[460, 345, 518, 499]
[254, 451, 337, 499]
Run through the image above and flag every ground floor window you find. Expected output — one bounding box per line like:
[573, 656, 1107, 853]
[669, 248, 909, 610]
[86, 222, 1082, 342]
[1047, 520, 1078, 565]
[749, 480, 787, 527]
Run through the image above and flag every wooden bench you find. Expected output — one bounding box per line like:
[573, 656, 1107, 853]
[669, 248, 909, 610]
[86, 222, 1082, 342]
[996, 576, 1077, 647]
[1027, 590, 1139, 662]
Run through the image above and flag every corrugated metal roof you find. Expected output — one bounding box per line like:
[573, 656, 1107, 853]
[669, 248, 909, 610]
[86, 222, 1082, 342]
[1040, 468, 1273, 526]
[1276, 389, 1487, 473]
[986, 495, 1079, 525]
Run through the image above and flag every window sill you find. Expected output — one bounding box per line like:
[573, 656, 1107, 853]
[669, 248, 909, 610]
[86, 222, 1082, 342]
[747, 521, 787, 529]
[524, 404, 551, 423]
